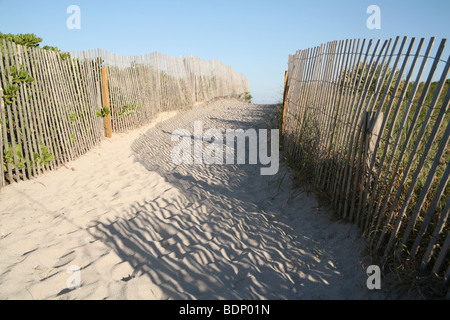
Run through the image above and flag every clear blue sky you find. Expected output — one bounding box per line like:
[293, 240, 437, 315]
[1, 0, 449, 104]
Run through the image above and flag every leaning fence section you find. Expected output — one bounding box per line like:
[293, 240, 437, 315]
[102, 51, 249, 134]
[283, 36, 449, 285]
[0, 40, 249, 188]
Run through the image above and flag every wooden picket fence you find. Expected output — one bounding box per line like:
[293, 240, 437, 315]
[282, 36, 449, 288]
[0, 40, 249, 188]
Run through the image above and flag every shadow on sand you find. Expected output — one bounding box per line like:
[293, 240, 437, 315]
[86, 103, 359, 299]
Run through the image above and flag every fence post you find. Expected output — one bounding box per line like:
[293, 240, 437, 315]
[366, 111, 383, 170]
[356, 111, 383, 228]
[101, 66, 112, 138]
[0, 89, 4, 189]
[281, 70, 289, 140]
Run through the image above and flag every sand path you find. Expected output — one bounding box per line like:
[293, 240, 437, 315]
[0, 100, 386, 300]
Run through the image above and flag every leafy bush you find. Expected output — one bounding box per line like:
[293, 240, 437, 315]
[96, 107, 111, 118]
[0, 32, 42, 47]
[245, 92, 252, 102]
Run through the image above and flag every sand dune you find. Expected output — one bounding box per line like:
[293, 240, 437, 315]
[0, 100, 388, 300]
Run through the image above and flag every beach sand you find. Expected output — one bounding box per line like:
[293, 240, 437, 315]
[0, 100, 389, 300]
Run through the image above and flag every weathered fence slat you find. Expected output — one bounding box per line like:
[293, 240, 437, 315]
[0, 44, 14, 182]
[17, 45, 40, 178]
[2, 40, 22, 182]
[432, 225, 450, 278]
[0, 88, 4, 187]
[28, 47, 57, 171]
[12, 43, 34, 180]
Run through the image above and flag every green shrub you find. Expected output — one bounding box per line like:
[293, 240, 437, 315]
[244, 92, 252, 102]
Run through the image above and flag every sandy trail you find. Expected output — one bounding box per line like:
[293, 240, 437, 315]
[0, 100, 386, 300]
